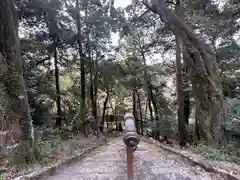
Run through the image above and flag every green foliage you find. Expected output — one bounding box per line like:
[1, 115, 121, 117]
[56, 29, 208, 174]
[146, 115, 176, 139]
[232, 103, 240, 118]
[13, 0, 240, 156]
[2, 0, 240, 175]
[8, 139, 39, 165]
[59, 75, 73, 91]
[224, 98, 240, 133]
[23, 55, 55, 126]
[196, 143, 240, 163]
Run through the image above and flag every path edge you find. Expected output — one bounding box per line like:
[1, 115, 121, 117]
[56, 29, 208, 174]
[141, 136, 240, 180]
[14, 136, 119, 180]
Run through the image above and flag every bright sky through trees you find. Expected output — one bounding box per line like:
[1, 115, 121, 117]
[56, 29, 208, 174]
[111, 0, 132, 46]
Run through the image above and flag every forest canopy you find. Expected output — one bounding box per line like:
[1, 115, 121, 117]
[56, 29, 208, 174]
[0, 0, 239, 166]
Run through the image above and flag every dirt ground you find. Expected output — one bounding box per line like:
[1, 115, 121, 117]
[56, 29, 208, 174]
[45, 137, 224, 180]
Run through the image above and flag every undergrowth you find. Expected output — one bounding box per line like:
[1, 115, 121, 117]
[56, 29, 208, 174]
[196, 143, 240, 164]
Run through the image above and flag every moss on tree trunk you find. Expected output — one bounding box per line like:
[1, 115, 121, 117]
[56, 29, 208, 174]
[0, 0, 37, 163]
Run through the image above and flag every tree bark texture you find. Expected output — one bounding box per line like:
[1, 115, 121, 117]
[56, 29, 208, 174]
[74, 0, 86, 134]
[149, 85, 160, 141]
[182, 45, 191, 125]
[100, 90, 109, 132]
[0, 0, 36, 163]
[133, 88, 139, 134]
[136, 90, 143, 135]
[54, 48, 62, 128]
[175, 35, 186, 145]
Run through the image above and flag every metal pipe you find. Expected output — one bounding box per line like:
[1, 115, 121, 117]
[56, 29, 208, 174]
[122, 112, 140, 180]
[127, 146, 134, 180]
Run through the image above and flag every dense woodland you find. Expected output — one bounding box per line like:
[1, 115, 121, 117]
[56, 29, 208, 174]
[0, 0, 240, 167]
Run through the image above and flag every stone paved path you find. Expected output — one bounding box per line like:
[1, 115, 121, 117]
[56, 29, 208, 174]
[44, 137, 224, 180]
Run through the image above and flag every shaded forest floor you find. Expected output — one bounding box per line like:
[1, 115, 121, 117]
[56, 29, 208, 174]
[0, 128, 118, 179]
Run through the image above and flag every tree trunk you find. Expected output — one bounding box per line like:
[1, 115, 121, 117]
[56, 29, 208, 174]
[140, 49, 154, 124]
[132, 88, 139, 134]
[89, 55, 99, 136]
[149, 86, 157, 115]
[90, 71, 95, 116]
[175, 35, 186, 146]
[149, 85, 160, 141]
[100, 90, 109, 132]
[183, 92, 190, 125]
[148, 96, 154, 122]
[0, 0, 36, 163]
[93, 58, 99, 135]
[176, 0, 190, 126]
[54, 48, 62, 128]
[144, 100, 148, 120]
[146, 0, 224, 144]
[136, 90, 143, 135]
[148, 93, 154, 137]
[182, 51, 190, 126]
[74, 0, 86, 134]
[175, 0, 186, 145]
[89, 55, 97, 120]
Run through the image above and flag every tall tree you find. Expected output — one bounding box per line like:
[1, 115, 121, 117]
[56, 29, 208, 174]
[175, 0, 186, 146]
[71, 0, 87, 133]
[44, 1, 63, 128]
[0, 0, 36, 163]
[144, 0, 224, 144]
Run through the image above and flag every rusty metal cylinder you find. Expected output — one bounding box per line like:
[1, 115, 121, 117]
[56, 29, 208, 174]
[122, 113, 140, 148]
